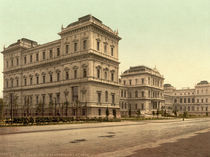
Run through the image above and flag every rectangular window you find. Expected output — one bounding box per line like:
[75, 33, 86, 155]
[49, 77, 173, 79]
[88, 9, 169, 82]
[16, 58, 19, 66]
[105, 91, 108, 102]
[98, 109, 101, 115]
[24, 56, 27, 64]
[83, 69, 87, 78]
[42, 95, 45, 104]
[56, 93, 60, 104]
[104, 44, 107, 53]
[141, 78, 144, 84]
[57, 48, 60, 56]
[50, 74, 53, 82]
[66, 71, 69, 80]
[30, 77, 33, 85]
[104, 71, 107, 80]
[72, 86, 78, 101]
[36, 53, 39, 61]
[97, 92, 101, 103]
[83, 40, 87, 50]
[74, 70, 77, 79]
[30, 55, 32, 63]
[43, 75, 45, 83]
[43, 51, 46, 60]
[111, 47, 114, 56]
[24, 78, 27, 86]
[112, 93, 115, 105]
[16, 79, 19, 87]
[129, 80, 132, 85]
[82, 109, 86, 116]
[123, 80, 126, 85]
[49, 94, 53, 104]
[141, 104, 144, 110]
[49, 49, 53, 58]
[97, 41, 100, 51]
[141, 91, 144, 97]
[36, 95, 39, 104]
[111, 73, 114, 81]
[97, 69, 100, 79]
[11, 59, 13, 66]
[74, 43, 77, 52]
[66, 45, 69, 54]
[135, 79, 138, 84]
[11, 79, 13, 87]
[57, 73, 60, 81]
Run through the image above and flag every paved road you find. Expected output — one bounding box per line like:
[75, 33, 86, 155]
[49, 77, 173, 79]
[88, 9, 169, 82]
[0, 118, 210, 157]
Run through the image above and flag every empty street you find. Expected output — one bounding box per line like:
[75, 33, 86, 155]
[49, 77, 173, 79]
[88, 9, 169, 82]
[0, 118, 210, 157]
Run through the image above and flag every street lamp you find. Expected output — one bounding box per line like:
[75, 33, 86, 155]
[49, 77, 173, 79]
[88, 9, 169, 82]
[54, 97, 56, 117]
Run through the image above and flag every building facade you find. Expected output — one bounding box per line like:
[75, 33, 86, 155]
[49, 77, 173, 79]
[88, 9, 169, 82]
[163, 81, 210, 116]
[119, 66, 164, 117]
[2, 15, 121, 119]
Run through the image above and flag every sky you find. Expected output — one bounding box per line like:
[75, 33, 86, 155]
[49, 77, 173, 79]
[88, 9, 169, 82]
[0, 0, 210, 98]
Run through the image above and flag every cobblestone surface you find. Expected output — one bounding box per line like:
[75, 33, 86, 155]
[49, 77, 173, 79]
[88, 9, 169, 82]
[0, 118, 210, 157]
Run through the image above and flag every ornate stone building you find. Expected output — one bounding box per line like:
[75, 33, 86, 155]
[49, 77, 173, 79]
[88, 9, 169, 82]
[163, 81, 210, 116]
[119, 66, 164, 117]
[2, 15, 121, 118]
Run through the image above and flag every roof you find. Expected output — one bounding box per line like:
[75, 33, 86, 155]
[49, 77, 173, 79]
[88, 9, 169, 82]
[197, 80, 209, 85]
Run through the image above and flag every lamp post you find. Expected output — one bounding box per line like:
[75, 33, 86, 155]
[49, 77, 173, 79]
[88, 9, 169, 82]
[10, 93, 13, 124]
[64, 89, 69, 117]
[54, 97, 56, 117]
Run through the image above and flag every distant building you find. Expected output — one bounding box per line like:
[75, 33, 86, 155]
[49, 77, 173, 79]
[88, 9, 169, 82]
[164, 80, 210, 116]
[1, 15, 121, 119]
[119, 66, 164, 117]
[163, 84, 176, 114]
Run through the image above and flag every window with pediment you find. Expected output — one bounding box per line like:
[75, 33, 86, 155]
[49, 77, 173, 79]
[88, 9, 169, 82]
[57, 48, 60, 56]
[65, 44, 69, 54]
[15, 77, 19, 87]
[30, 54, 33, 63]
[24, 77, 27, 86]
[104, 42, 107, 53]
[36, 53, 39, 61]
[35, 74, 39, 84]
[105, 91, 108, 102]
[11, 58, 14, 66]
[56, 70, 61, 81]
[74, 43, 77, 52]
[83, 40, 87, 50]
[96, 66, 101, 79]
[43, 51, 46, 60]
[10, 78, 14, 87]
[29, 75, 33, 85]
[49, 49, 53, 58]
[24, 56, 27, 64]
[110, 70, 115, 81]
[110, 45, 114, 56]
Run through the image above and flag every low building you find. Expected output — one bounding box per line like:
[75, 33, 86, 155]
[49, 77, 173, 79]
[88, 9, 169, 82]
[119, 66, 164, 117]
[164, 81, 210, 116]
